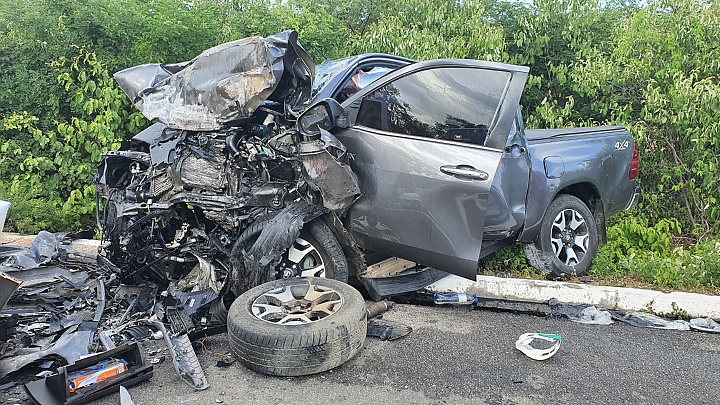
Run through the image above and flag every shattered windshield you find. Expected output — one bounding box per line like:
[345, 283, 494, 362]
[311, 56, 356, 98]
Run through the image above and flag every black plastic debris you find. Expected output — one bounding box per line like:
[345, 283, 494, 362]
[363, 300, 412, 341]
[148, 318, 209, 390]
[366, 319, 413, 341]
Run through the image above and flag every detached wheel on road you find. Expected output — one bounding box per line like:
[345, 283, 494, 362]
[227, 277, 366, 376]
[524, 194, 598, 277]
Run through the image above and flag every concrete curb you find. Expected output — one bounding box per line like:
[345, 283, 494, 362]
[4, 233, 718, 320]
[425, 274, 720, 321]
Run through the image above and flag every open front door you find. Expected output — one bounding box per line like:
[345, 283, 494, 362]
[335, 61, 528, 279]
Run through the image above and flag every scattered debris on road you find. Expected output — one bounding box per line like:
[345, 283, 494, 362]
[689, 318, 720, 333]
[515, 333, 562, 361]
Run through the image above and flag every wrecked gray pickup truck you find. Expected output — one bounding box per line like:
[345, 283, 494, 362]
[97, 31, 639, 309]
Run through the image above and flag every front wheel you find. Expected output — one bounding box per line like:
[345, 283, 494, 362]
[235, 217, 349, 284]
[277, 219, 349, 282]
[524, 194, 598, 277]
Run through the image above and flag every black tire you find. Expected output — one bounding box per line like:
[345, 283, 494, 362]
[227, 277, 366, 376]
[294, 219, 349, 282]
[524, 194, 598, 277]
[235, 218, 349, 283]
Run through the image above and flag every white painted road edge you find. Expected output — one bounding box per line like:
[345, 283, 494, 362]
[424, 274, 720, 321]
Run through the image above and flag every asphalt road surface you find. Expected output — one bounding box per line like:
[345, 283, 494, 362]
[4, 303, 719, 405]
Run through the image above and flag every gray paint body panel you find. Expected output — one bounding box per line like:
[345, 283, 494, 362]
[337, 128, 501, 279]
[312, 57, 636, 279]
[519, 127, 636, 243]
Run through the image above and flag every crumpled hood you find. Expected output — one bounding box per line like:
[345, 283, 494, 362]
[114, 30, 315, 131]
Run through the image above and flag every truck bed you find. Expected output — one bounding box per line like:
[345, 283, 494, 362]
[525, 126, 625, 142]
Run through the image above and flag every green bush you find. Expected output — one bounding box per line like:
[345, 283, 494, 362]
[0, 185, 81, 234]
[591, 217, 720, 291]
[478, 243, 539, 279]
[0, 46, 145, 233]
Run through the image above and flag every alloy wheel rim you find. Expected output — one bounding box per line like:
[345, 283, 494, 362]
[279, 237, 326, 278]
[251, 283, 343, 325]
[550, 208, 589, 266]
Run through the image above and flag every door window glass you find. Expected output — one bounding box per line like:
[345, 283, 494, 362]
[356, 67, 510, 145]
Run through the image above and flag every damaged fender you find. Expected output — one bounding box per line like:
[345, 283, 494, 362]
[236, 202, 327, 292]
[298, 130, 361, 213]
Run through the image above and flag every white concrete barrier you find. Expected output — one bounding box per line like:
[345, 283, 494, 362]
[425, 274, 720, 321]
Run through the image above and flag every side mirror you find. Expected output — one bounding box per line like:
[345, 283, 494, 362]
[298, 98, 344, 138]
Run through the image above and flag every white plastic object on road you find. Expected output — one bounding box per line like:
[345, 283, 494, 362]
[0, 200, 10, 233]
[515, 333, 562, 361]
[120, 386, 136, 405]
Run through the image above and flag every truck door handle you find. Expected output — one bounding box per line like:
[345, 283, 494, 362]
[440, 165, 489, 181]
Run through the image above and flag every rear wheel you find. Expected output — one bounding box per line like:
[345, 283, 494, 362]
[524, 194, 598, 277]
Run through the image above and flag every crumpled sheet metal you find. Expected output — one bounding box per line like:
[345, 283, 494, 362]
[298, 135, 361, 212]
[0, 279, 104, 380]
[239, 202, 327, 291]
[0, 327, 94, 379]
[114, 30, 314, 131]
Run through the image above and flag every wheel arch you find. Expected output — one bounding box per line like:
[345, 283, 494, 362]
[520, 181, 607, 245]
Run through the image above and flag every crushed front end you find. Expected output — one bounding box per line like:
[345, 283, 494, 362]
[95, 30, 360, 315]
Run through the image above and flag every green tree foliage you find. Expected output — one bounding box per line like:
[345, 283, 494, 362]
[0, 47, 146, 233]
[591, 216, 719, 290]
[345, 0, 506, 61]
[0, 0, 718, 289]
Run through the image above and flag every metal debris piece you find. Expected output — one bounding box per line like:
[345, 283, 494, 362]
[0, 271, 22, 311]
[4, 266, 89, 289]
[0, 231, 59, 269]
[365, 300, 394, 319]
[119, 386, 135, 405]
[149, 319, 209, 390]
[0, 327, 94, 379]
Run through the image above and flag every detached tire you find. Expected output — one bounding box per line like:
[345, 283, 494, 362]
[524, 194, 598, 277]
[227, 277, 366, 376]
